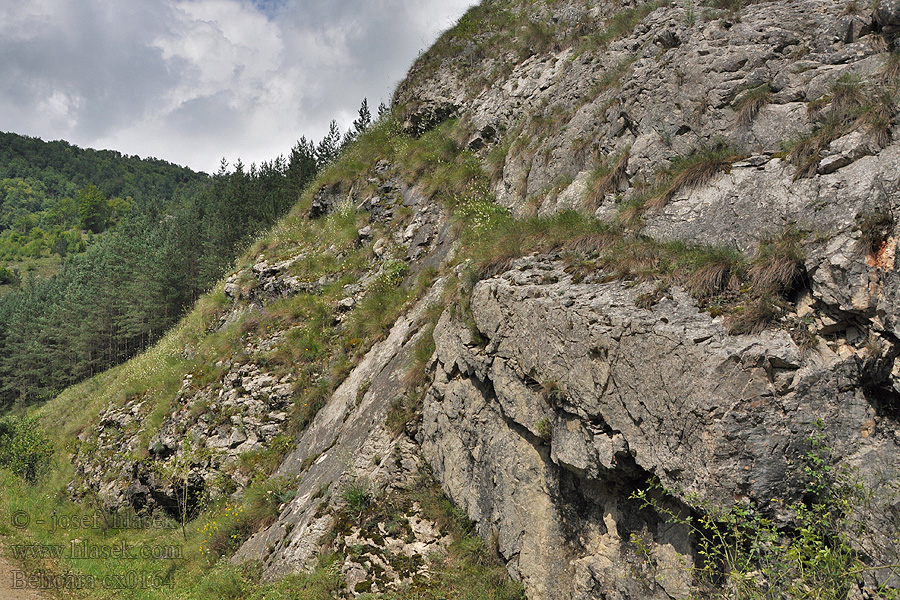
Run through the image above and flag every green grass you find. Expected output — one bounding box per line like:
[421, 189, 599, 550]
[786, 74, 896, 178]
[642, 143, 744, 212]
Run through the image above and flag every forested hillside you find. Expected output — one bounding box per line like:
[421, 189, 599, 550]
[0, 127, 336, 408]
[0, 132, 210, 266]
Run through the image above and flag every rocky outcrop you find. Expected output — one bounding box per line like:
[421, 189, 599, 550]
[232, 283, 446, 584]
[397, 0, 897, 221]
[70, 363, 297, 516]
[420, 257, 900, 600]
[62, 0, 900, 598]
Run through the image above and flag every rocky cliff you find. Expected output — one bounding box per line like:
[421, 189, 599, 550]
[55, 0, 900, 598]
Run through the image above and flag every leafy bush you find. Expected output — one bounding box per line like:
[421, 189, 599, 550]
[0, 415, 53, 481]
[341, 477, 372, 515]
[631, 424, 900, 599]
[0, 265, 17, 285]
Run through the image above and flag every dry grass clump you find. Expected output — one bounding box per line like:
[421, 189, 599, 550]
[854, 210, 894, 255]
[725, 225, 807, 334]
[880, 52, 900, 88]
[644, 144, 743, 212]
[561, 231, 619, 255]
[734, 82, 772, 126]
[585, 150, 630, 210]
[858, 90, 895, 148]
[682, 247, 745, 299]
[787, 74, 896, 178]
[748, 225, 806, 294]
[725, 295, 781, 335]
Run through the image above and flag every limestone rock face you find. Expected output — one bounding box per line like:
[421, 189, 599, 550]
[876, 0, 900, 46]
[396, 0, 897, 221]
[420, 258, 900, 600]
[232, 283, 446, 582]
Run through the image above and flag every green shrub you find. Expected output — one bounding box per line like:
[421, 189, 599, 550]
[341, 477, 372, 515]
[534, 417, 553, 444]
[0, 415, 53, 481]
[0, 265, 18, 285]
[630, 423, 898, 599]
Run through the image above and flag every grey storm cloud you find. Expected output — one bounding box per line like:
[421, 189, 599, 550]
[0, 0, 476, 172]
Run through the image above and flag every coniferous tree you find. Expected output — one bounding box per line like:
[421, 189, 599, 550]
[316, 121, 342, 168]
[342, 99, 373, 148]
[353, 98, 372, 135]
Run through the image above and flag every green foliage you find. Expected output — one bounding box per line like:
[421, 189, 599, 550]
[0, 414, 53, 481]
[533, 417, 553, 443]
[631, 424, 900, 599]
[341, 477, 372, 515]
[76, 184, 110, 233]
[0, 134, 325, 409]
[0, 264, 17, 285]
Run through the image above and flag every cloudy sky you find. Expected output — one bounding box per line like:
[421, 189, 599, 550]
[0, 0, 477, 173]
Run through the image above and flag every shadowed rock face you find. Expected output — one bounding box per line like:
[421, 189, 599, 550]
[420, 258, 900, 600]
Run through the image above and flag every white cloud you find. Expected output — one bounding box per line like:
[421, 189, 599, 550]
[0, 0, 478, 173]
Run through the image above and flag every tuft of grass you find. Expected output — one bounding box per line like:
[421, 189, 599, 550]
[855, 210, 894, 255]
[748, 224, 806, 295]
[733, 82, 772, 126]
[585, 149, 630, 210]
[341, 477, 372, 515]
[788, 74, 896, 177]
[857, 90, 895, 148]
[533, 417, 553, 444]
[679, 245, 745, 299]
[722, 225, 806, 334]
[540, 380, 566, 404]
[385, 394, 422, 437]
[725, 294, 782, 335]
[403, 324, 437, 390]
[880, 52, 900, 88]
[644, 144, 743, 212]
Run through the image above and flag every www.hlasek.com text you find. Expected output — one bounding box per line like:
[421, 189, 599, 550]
[11, 541, 182, 561]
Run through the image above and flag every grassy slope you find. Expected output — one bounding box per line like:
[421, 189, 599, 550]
[0, 118, 530, 599]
